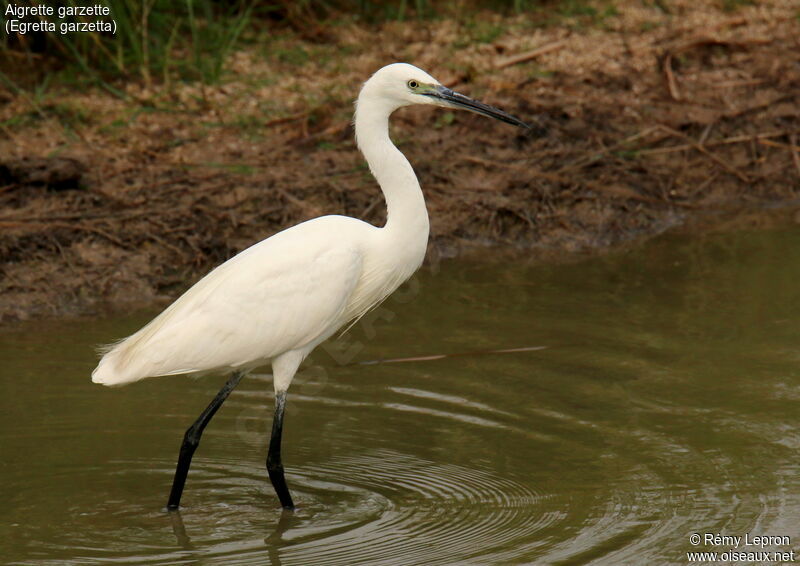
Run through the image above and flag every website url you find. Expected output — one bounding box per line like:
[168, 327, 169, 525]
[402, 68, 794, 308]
[687, 550, 796, 562]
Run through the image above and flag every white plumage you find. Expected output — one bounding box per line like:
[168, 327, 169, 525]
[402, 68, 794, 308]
[92, 63, 436, 390]
[90, 63, 527, 511]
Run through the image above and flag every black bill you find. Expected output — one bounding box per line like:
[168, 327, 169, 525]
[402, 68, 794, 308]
[423, 84, 530, 129]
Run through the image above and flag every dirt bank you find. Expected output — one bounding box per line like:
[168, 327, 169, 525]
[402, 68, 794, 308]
[1, 0, 799, 323]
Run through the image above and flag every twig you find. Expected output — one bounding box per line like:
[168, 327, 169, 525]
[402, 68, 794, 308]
[663, 53, 681, 101]
[462, 155, 689, 207]
[357, 345, 547, 366]
[661, 37, 773, 102]
[714, 79, 766, 89]
[143, 231, 184, 258]
[667, 37, 772, 54]
[0, 220, 128, 247]
[292, 119, 350, 145]
[0, 122, 18, 145]
[277, 188, 322, 216]
[693, 171, 721, 195]
[790, 134, 800, 177]
[58, 222, 125, 247]
[698, 123, 713, 146]
[49, 233, 76, 275]
[657, 125, 749, 182]
[757, 139, 800, 153]
[730, 94, 794, 119]
[360, 196, 382, 218]
[638, 131, 789, 155]
[558, 127, 662, 172]
[463, 155, 576, 185]
[263, 111, 311, 128]
[0, 210, 154, 223]
[495, 39, 568, 69]
[463, 155, 523, 168]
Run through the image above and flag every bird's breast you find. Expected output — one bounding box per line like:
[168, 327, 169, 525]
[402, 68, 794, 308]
[343, 228, 427, 325]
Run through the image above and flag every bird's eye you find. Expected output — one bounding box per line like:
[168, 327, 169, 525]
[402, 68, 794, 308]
[407, 80, 419, 89]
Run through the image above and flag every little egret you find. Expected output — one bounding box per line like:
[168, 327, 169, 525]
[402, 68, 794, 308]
[92, 63, 528, 511]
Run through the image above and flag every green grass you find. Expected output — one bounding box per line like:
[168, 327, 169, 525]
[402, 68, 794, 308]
[557, 0, 618, 27]
[434, 111, 455, 129]
[274, 45, 310, 66]
[558, 0, 599, 17]
[0, 0, 646, 95]
[452, 17, 504, 48]
[526, 66, 555, 79]
[45, 102, 92, 128]
[0, 111, 37, 129]
[639, 20, 660, 32]
[721, 0, 755, 12]
[614, 149, 640, 160]
[1, 0, 253, 93]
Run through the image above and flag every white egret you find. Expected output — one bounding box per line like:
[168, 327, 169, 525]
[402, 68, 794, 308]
[92, 63, 528, 510]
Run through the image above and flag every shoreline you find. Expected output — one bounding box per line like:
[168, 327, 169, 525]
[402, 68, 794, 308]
[1, 1, 798, 323]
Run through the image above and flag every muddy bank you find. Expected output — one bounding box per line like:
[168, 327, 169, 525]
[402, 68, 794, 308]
[1, 1, 799, 323]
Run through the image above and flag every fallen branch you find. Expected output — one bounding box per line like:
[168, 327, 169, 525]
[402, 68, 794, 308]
[690, 171, 722, 198]
[656, 125, 749, 182]
[637, 131, 790, 155]
[357, 345, 548, 365]
[790, 134, 800, 177]
[667, 36, 773, 55]
[292, 119, 350, 145]
[660, 37, 773, 101]
[663, 53, 681, 101]
[558, 127, 663, 172]
[0, 220, 128, 247]
[142, 231, 185, 258]
[461, 155, 568, 184]
[0, 210, 155, 223]
[757, 138, 800, 153]
[729, 94, 794, 119]
[714, 79, 767, 89]
[495, 38, 568, 69]
[263, 111, 311, 128]
[462, 155, 688, 206]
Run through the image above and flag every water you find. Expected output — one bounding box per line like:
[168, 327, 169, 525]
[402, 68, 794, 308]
[2, 226, 800, 565]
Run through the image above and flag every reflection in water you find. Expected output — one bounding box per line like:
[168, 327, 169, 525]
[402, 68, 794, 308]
[165, 503, 297, 566]
[168, 510, 194, 550]
[264, 511, 298, 566]
[3, 226, 800, 564]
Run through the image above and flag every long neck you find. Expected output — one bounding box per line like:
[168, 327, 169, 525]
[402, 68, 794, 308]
[354, 96, 430, 239]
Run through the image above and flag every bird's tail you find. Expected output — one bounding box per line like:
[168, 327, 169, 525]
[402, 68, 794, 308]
[91, 342, 140, 386]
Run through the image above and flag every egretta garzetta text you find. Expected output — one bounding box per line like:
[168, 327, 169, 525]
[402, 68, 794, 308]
[92, 63, 529, 510]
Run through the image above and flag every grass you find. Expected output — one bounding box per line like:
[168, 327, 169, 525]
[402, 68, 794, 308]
[434, 111, 456, 129]
[526, 66, 555, 79]
[556, 0, 618, 28]
[45, 102, 92, 128]
[274, 45, 311, 66]
[0, 111, 36, 129]
[1, 0, 253, 93]
[0, 0, 638, 96]
[721, 0, 755, 12]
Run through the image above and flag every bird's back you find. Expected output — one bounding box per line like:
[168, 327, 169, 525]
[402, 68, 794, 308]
[92, 216, 373, 386]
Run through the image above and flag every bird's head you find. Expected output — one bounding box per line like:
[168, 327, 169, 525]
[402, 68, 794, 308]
[358, 62, 529, 129]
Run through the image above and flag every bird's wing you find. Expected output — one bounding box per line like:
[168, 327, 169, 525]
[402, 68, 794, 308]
[98, 222, 364, 383]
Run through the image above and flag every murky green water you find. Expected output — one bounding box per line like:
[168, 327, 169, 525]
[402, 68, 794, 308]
[3, 226, 800, 565]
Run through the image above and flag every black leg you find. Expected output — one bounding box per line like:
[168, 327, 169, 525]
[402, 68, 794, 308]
[167, 371, 245, 510]
[267, 390, 295, 510]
